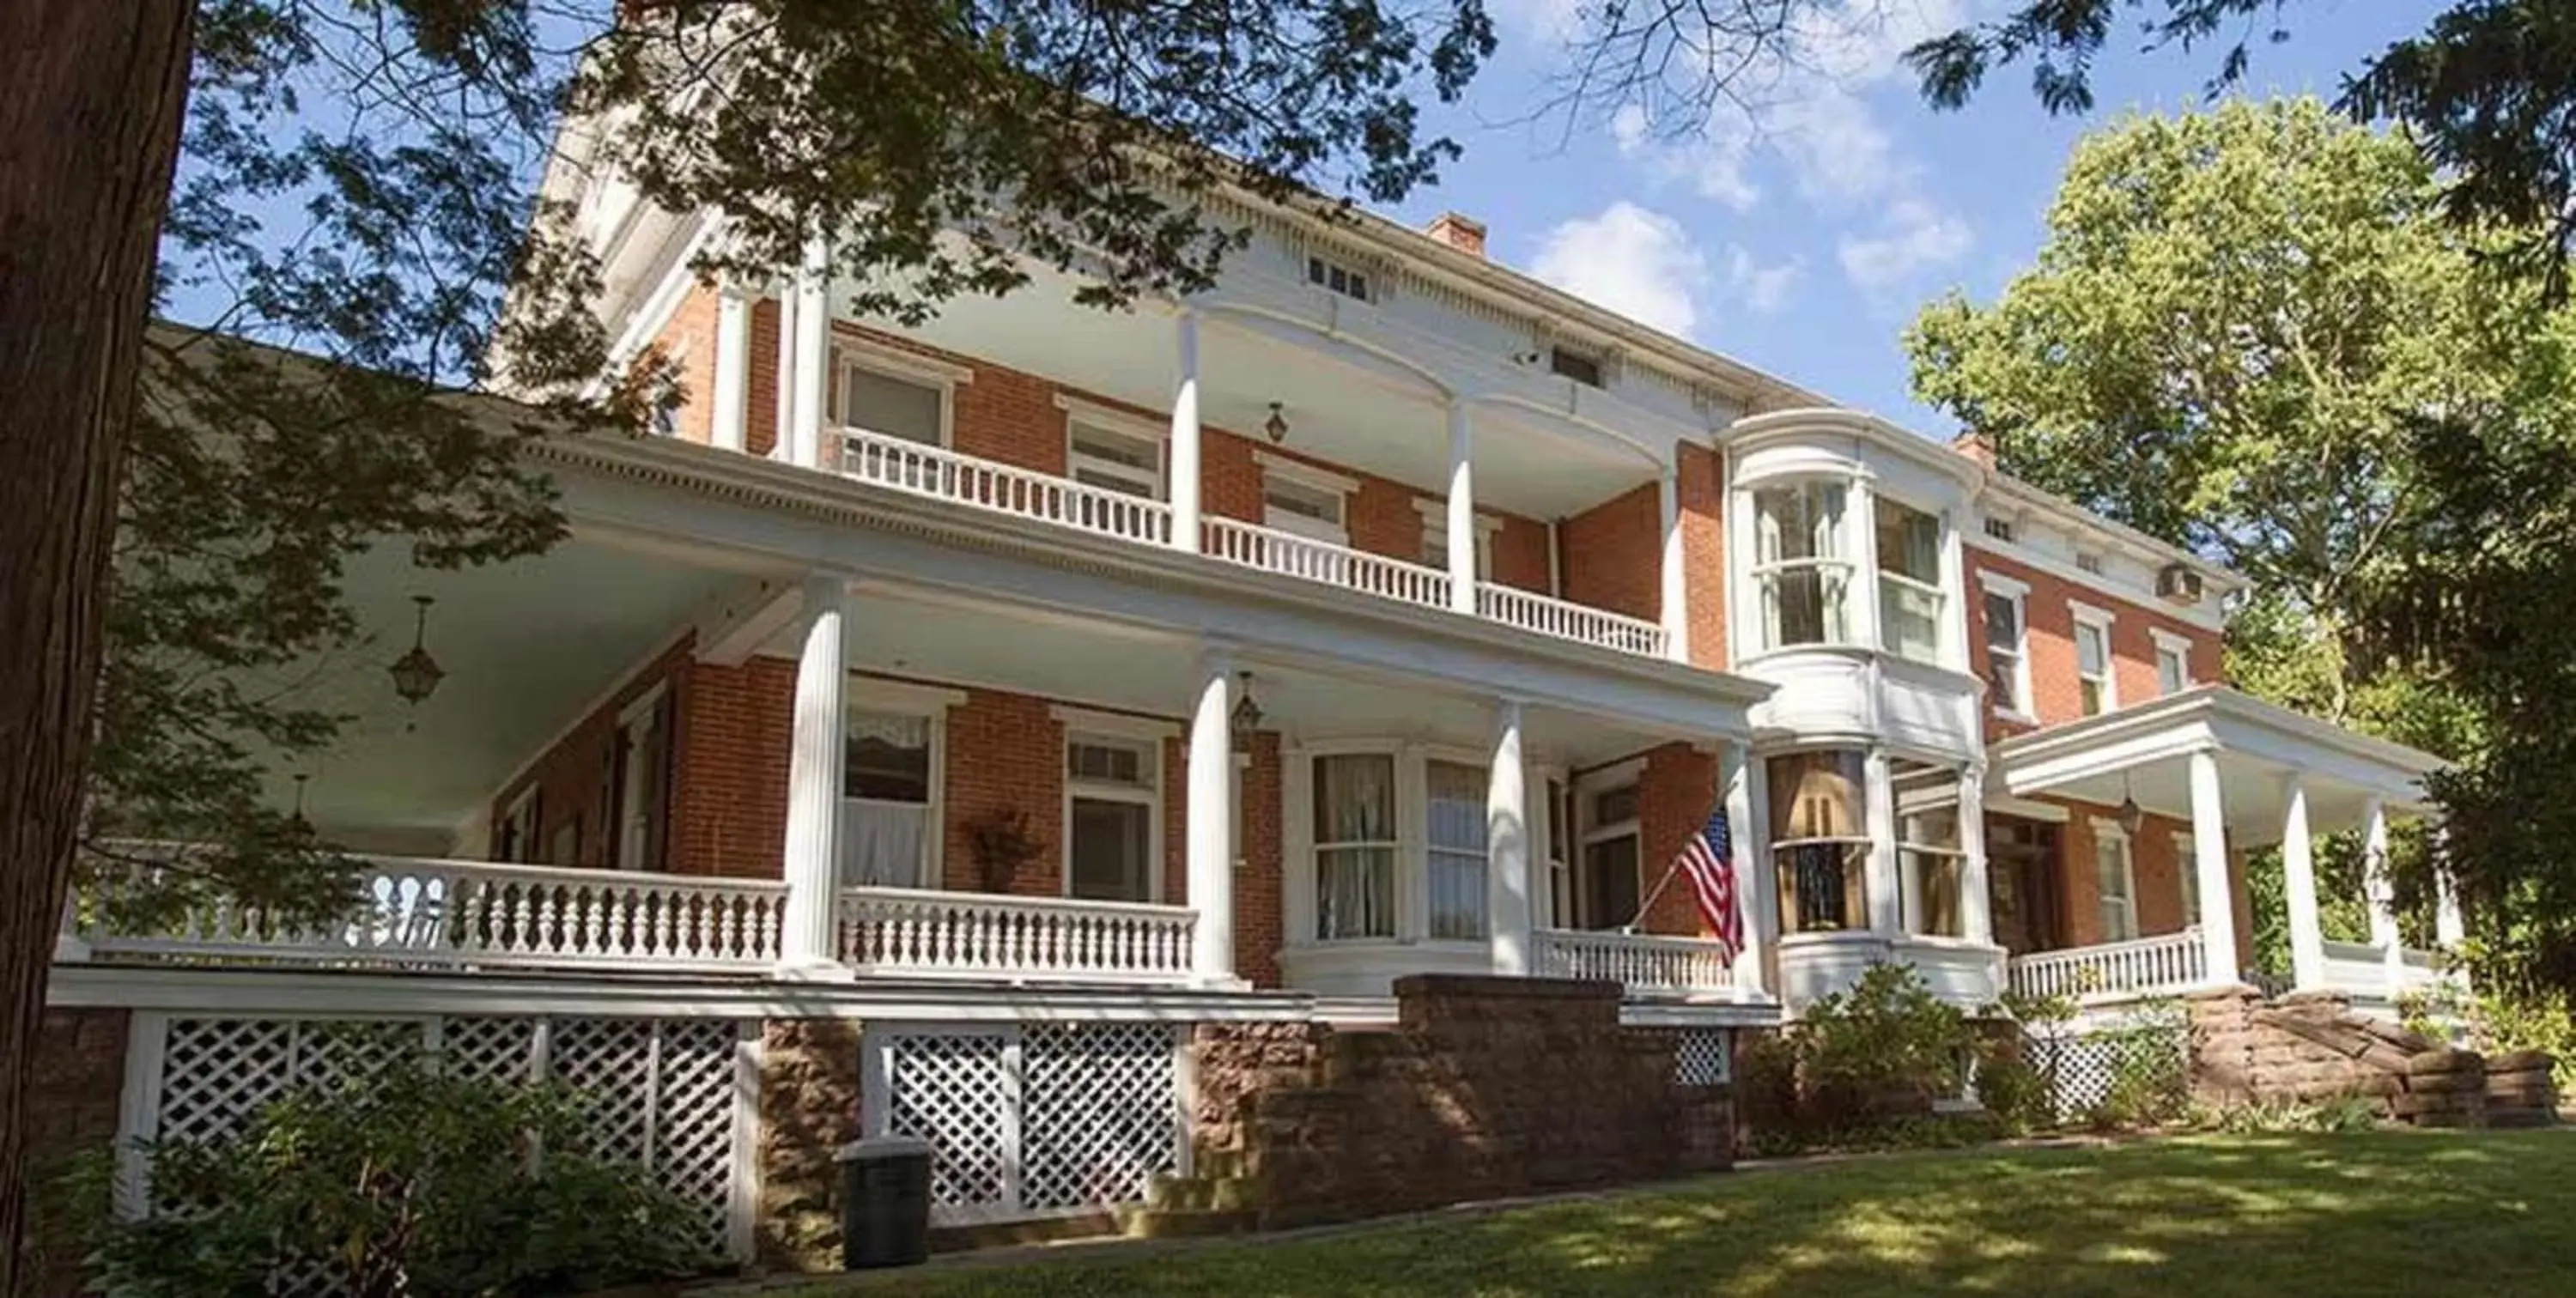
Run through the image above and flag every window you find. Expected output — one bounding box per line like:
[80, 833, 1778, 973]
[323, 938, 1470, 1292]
[1418, 502, 1496, 578]
[612, 688, 673, 872]
[1895, 761, 1964, 937]
[1262, 472, 1349, 543]
[2173, 829, 2202, 927]
[1983, 516, 2016, 543]
[1426, 761, 1489, 940]
[1579, 781, 1642, 931]
[2073, 608, 2116, 717]
[843, 708, 934, 888]
[1067, 420, 1163, 500]
[837, 361, 945, 446]
[1306, 254, 1372, 302]
[495, 787, 539, 864]
[1313, 753, 1397, 939]
[2152, 631, 2192, 696]
[2093, 823, 2138, 942]
[1982, 583, 2031, 717]
[1066, 737, 1157, 903]
[2075, 551, 2105, 575]
[1767, 749, 1870, 933]
[1751, 481, 1852, 651]
[1549, 346, 1605, 387]
[1874, 497, 1945, 664]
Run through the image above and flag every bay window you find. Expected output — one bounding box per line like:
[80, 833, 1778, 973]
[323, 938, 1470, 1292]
[1767, 749, 1870, 933]
[1894, 761, 1965, 937]
[1752, 481, 1851, 650]
[1874, 497, 1945, 664]
[1425, 761, 1490, 939]
[1312, 753, 1397, 939]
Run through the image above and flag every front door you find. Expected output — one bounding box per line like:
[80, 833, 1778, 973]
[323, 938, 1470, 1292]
[1986, 816, 2062, 954]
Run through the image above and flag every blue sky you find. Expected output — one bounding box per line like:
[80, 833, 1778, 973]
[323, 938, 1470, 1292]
[1381, 0, 2445, 433]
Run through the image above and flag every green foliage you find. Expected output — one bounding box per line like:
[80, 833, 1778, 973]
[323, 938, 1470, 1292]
[1971, 1055, 2055, 1137]
[2195, 1096, 2384, 1136]
[2405, 981, 2576, 1095]
[89, 1034, 708, 1298]
[1745, 965, 2014, 1151]
[2081, 1003, 2193, 1131]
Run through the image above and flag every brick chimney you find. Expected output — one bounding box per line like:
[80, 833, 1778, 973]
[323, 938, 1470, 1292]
[1952, 429, 1996, 467]
[1425, 211, 1487, 258]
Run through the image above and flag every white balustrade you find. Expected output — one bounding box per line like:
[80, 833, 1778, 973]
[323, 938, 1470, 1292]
[1201, 516, 1454, 610]
[838, 886, 1198, 985]
[837, 426, 1173, 545]
[81, 854, 785, 973]
[2006, 927, 2208, 1003]
[1532, 927, 1737, 997]
[2321, 938, 2448, 998]
[1478, 582, 1671, 657]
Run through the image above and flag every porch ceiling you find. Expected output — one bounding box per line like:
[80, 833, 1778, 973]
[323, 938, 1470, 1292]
[1987, 685, 2445, 843]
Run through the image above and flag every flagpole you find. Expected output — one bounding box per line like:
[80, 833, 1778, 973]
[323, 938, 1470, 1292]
[1623, 854, 1687, 936]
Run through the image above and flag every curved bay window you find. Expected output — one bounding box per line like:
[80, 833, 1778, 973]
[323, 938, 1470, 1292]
[1893, 759, 1965, 937]
[1752, 481, 1852, 651]
[1874, 497, 1946, 664]
[1768, 749, 1870, 932]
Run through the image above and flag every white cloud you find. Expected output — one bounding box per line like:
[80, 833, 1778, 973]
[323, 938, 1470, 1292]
[1837, 198, 1973, 293]
[1528, 202, 1710, 338]
[1722, 246, 1805, 315]
[1768, 87, 1899, 204]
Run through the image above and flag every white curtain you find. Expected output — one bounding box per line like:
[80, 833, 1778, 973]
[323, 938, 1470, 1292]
[841, 798, 929, 888]
[1425, 761, 1488, 940]
[1315, 755, 1395, 939]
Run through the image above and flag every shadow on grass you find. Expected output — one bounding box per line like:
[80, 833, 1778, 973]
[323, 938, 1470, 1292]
[796, 1131, 2576, 1298]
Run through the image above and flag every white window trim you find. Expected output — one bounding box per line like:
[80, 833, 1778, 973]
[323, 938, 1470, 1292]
[2070, 601, 2118, 716]
[1748, 477, 1859, 653]
[2150, 628, 2195, 695]
[1297, 742, 1407, 943]
[612, 682, 670, 872]
[1253, 450, 1360, 495]
[1255, 452, 1356, 543]
[1573, 760, 1645, 932]
[835, 343, 961, 449]
[843, 676, 965, 889]
[1061, 731, 1165, 904]
[1046, 704, 1179, 743]
[1414, 498, 1502, 575]
[2089, 816, 2140, 943]
[1978, 572, 2036, 722]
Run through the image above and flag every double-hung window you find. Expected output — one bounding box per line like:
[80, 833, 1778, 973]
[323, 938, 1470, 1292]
[1894, 761, 1965, 937]
[1767, 749, 1871, 933]
[2174, 829, 2202, 927]
[2152, 629, 2193, 697]
[843, 708, 936, 888]
[1981, 574, 2032, 718]
[1752, 481, 1851, 650]
[1425, 761, 1490, 939]
[2073, 604, 2117, 717]
[1261, 460, 1351, 545]
[1874, 498, 1946, 664]
[1417, 501, 1496, 579]
[2093, 822, 2139, 942]
[1067, 421, 1162, 500]
[1579, 782, 1643, 931]
[1312, 753, 1397, 939]
[1066, 736, 1158, 903]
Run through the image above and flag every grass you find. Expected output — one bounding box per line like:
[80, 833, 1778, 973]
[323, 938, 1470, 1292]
[790, 1131, 2576, 1296]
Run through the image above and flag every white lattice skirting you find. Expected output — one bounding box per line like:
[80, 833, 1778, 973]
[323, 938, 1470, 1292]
[2024, 1023, 2189, 1119]
[124, 1012, 755, 1276]
[1674, 1027, 1734, 1087]
[863, 1022, 1184, 1226]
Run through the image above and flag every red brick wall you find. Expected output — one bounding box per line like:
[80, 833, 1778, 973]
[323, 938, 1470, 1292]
[1561, 482, 1661, 622]
[1967, 547, 2225, 742]
[1236, 730, 1285, 986]
[488, 635, 695, 870]
[941, 689, 1066, 893]
[648, 285, 722, 445]
[1677, 444, 1727, 669]
[2044, 793, 2252, 955]
[1637, 743, 1720, 937]
[747, 298, 781, 457]
[669, 654, 796, 878]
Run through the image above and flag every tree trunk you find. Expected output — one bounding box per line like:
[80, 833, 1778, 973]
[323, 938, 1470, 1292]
[0, 2, 193, 1292]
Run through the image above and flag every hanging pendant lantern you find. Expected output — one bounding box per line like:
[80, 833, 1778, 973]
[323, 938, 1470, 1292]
[388, 595, 445, 707]
[288, 773, 313, 835]
[1229, 671, 1263, 750]
[1264, 402, 1289, 445]
[2117, 771, 2145, 837]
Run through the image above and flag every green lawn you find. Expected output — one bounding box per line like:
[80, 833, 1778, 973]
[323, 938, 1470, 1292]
[799, 1131, 2576, 1296]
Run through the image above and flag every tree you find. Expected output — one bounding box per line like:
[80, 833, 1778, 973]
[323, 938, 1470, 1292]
[3, 1, 1495, 1285]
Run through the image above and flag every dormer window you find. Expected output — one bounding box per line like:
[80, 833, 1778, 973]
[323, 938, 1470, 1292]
[1549, 346, 1605, 388]
[1307, 254, 1372, 302]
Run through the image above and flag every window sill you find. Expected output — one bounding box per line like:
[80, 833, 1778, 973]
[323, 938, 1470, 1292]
[1990, 707, 2040, 727]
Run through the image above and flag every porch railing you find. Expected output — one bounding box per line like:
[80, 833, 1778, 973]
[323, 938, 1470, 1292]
[836, 425, 1174, 545]
[1477, 581, 1670, 658]
[837, 885, 1197, 985]
[80, 855, 787, 973]
[2321, 938, 2448, 998]
[1202, 516, 1455, 611]
[1532, 927, 1737, 997]
[2005, 927, 2207, 1004]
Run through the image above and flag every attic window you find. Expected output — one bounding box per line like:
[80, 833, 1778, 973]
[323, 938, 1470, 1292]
[2075, 551, 2105, 575]
[1983, 517, 2015, 543]
[1549, 346, 1605, 388]
[1307, 255, 1372, 302]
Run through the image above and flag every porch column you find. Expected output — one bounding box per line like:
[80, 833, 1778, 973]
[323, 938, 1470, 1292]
[1959, 765, 1993, 946]
[709, 282, 752, 453]
[2361, 797, 2404, 992]
[2281, 774, 2325, 990]
[1485, 698, 1531, 974]
[787, 235, 830, 469]
[1446, 400, 1477, 615]
[1186, 647, 1236, 984]
[2434, 818, 2466, 949]
[1168, 310, 1203, 553]
[769, 281, 799, 462]
[1721, 740, 1769, 992]
[2188, 749, 2240, 984]
[1863, 748, 1902, 935]
[1657, 467, 1689, 662]
[779, 575, 851, 977]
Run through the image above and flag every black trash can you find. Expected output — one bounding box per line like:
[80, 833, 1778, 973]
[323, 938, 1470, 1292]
[837, 1136, 934, 1270]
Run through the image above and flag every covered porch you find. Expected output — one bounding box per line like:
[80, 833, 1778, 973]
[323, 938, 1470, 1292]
[1987, 686, 2458, 1009]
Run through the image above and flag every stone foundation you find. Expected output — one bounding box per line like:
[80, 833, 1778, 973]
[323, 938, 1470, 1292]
[2187, 986, 2556, 1127]
[755, 1017, 865, 1271]
[1193, 977, 1731, 1229]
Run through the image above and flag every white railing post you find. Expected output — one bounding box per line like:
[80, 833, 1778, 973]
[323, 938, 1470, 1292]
[1169, 310, 1202, 554]
[2282, 774, 2325, 990]
[1486, 697, 1531, 976]
[779, 575, 852, 978]
[1186, 647, 1236, 986]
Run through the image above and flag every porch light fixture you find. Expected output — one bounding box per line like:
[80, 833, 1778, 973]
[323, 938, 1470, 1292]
[288, 773, 313, 836]
[1264, 402, 1289, 445]
[1229, 670, 1263, 749]
[387, 595, 446, 708]
[2117, 772, 2144, 838]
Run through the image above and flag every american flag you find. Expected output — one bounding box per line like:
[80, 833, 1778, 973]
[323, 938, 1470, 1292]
[1674, 808, 1742, 962]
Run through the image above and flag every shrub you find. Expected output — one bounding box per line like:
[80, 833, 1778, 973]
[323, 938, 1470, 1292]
[1742, 965, 2012, 1151]
[2196, 1095, 2384, 1135]
[90, 1034, 712, 1298]
[2408, 982, 2576, 1095]
[2080, 1001, 2192, 1131]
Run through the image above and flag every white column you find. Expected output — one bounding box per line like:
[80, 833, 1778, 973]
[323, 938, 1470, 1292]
[2281, 775, 2325, 990]
[2434, 817, 2466, 948]
[1722, 741, 1767, 992]
[1186, 648, 1236, 984]
[1847, 476, 1882, 650]
[709, 283, 752, 453]
[1168, 310, 1202, 553]
[1863, 748, 1902, 935]
[2360, 796, 2404, 992]
[769, 282, 799, 461]
[1657, 467, 1689, 662]
[779, 575, 850, 977]
[2188, 749, 2240, 985]
[1485, 698, 1531, 974]
[787, 236, 830, 469]
[1959, 766, 1993, 946]
[1446, 401, 1478, 614]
